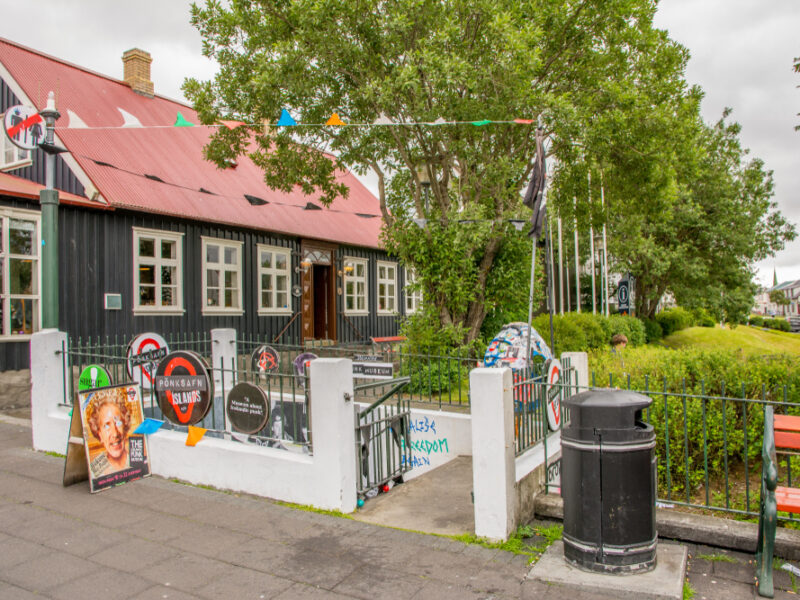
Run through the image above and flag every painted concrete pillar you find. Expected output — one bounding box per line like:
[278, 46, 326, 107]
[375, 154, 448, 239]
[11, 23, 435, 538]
[470, 366, 516, 541]
[30, 329, 70, 453]
[561, 351, 589, 393]
[211, 328, 237, 431]
[309, 357, 358, 513]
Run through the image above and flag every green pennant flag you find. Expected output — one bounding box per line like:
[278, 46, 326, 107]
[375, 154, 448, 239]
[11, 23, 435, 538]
[174, 112, 195, 127]
[471, 119, 492, 126]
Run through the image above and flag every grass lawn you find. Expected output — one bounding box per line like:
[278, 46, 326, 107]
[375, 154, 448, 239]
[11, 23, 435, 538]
[661, 325, 800, 356]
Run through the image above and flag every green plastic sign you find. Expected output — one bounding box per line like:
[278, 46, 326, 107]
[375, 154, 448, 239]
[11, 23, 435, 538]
[77, 365, 112, 391]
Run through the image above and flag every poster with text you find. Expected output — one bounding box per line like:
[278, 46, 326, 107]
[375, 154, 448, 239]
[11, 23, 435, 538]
[78, 383, 151, 493]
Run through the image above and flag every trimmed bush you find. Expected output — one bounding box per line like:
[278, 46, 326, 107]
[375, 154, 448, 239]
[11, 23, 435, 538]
[692, 307, 716, 328]
[765, 318, 791, 332]
[656, 307, 694, 336]
[642, 318, 663, 343]
[748, 315, 764, 328]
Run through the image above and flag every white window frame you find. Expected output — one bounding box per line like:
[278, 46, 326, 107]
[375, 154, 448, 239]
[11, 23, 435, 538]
[376, 260, 398, 315]
[257, 244, 293, 316]
[404, 267, 423, 315]
[132, 227, 184, 315]
[202, 237, 244, 315]
[344, 257, 368, 315]
[0, 122, 32, 172]
[0, 207, 41, 340]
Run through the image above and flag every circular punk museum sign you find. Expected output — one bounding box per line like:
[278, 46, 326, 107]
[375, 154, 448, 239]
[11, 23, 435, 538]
[3, 105, 45, 151]
[154, 351, 213, 426]
[226, 382, 270, 435]
[251, 345, 280, 375]
[127, 333, 169, 391]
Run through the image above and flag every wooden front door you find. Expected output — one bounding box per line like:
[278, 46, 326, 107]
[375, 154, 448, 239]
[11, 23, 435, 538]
[300, 242, 337, 341]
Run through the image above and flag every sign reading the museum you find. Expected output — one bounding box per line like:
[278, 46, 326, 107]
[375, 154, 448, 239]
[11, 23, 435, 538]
[155, 351, 213, 426]
[352, 362, 394, 379]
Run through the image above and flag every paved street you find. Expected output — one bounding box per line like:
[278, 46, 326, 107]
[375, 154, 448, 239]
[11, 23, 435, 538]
[0, 417, 796, 599]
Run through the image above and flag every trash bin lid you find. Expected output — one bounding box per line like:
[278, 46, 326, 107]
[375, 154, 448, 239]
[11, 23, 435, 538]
[565, 388, 652, 432]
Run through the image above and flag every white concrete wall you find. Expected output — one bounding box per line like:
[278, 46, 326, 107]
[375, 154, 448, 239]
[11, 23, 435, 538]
[562, 351, 588, 392]
[30, 330, 71, 454]
[30, 336, 358, 513]
[470, 367, 516, 542]
[355, 403, 472, 480]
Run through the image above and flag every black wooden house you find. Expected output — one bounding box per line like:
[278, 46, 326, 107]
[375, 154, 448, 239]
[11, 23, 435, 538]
[0, 38, 420, 369]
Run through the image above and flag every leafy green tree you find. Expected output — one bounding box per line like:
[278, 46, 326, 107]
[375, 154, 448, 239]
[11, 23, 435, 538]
[185, 0, 691, 345]
[770, 289, 790, 307]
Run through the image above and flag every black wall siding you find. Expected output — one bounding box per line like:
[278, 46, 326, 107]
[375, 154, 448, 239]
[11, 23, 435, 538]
[1, 78, 86, 197]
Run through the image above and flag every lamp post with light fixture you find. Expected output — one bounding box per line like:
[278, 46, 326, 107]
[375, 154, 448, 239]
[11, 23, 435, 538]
[38, 91, 62, 330]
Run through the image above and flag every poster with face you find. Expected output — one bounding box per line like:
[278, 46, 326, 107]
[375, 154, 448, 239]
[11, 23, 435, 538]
[78, 384, 150, 493]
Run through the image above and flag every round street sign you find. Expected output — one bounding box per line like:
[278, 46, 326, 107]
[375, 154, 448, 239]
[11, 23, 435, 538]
[226, 382, 270, 435]
[126, 333, 169, 390]
[3, 105, 45, 151]
[293, 352, 318, 388]
[545, 358, 563, 431]
[77, 364, 112, 391]
[251, 345, 280, 374]
[154, 350, 213, 426]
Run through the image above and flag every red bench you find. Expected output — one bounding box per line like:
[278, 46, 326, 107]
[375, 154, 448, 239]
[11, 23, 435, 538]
[756, 408, 800, 597]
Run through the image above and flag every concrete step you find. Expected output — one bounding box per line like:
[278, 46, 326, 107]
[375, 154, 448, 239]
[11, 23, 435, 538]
[535, 493, 800, 560]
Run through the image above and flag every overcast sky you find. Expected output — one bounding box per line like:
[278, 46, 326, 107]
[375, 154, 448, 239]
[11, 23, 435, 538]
[1, 0, 798, 285]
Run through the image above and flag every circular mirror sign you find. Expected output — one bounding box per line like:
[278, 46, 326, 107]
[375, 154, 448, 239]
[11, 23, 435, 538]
[226, 382, 270, 435]
[154, 350, 213, 426]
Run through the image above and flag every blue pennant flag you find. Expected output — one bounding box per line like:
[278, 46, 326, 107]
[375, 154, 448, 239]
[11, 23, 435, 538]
[133, 418, 165, 435]
[276, 109, 297, 126]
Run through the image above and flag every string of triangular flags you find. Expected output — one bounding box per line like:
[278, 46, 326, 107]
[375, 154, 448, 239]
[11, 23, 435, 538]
[133, 418, 207, 446]
[56, 109, 537, 130]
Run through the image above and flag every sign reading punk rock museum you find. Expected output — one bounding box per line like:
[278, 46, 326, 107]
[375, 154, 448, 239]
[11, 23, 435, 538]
[251, 345, 280, 374]
[352, 361, 394, 379]
[544, 358, 563, 431]
[77, 364, 112, 391]
[127, 333, 169, 390]
[154, 351, 213, 425]
[226, 382, 270, 435]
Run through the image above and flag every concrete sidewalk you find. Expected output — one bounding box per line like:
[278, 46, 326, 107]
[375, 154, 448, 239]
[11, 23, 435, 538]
[0, 417, 795, 599]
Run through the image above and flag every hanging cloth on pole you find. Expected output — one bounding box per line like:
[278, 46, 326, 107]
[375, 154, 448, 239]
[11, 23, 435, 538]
[523, 127, 548, 239]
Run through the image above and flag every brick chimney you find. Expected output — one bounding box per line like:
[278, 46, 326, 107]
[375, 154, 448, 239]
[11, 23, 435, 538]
[122, 48, 154, 97]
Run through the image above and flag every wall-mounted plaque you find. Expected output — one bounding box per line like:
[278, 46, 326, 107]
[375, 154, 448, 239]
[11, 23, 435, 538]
[226, 382, 270, 434]
[154, 350, 213, 426]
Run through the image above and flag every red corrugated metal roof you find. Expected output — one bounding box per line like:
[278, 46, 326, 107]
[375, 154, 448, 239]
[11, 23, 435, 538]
[0, 37, 383, 248]
[0, 171, 106, 209]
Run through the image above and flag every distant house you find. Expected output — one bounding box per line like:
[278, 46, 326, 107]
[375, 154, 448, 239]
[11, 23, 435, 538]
[754, 280, 800, 317]
[0, 38, 413, 369]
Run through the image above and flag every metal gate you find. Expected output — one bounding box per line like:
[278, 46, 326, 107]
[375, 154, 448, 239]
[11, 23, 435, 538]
[354, 377, 411, 496]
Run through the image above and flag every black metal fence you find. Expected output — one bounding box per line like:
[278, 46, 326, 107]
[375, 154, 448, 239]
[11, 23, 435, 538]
[588, 372, 800, 524]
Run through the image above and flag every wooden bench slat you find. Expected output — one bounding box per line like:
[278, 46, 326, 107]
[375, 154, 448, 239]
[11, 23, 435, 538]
[775, 430, 800, 451]
[776, 486, 800, 513]
[775, 414, 800, 432]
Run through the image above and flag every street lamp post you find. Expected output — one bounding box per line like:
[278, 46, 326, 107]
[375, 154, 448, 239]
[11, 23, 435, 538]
[38, 91, 61, 329]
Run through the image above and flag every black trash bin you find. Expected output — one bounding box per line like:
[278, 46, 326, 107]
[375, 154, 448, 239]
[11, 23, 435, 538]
[561, 389, 656, 574]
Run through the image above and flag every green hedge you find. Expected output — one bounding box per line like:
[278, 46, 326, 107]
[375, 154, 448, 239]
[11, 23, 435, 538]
[765, 318, 791, 332]
[642, 318, 663, 343]
[749, 315, 764, 327]
[591, 346, 800, 498]
[655, 307, 694, 336]
[528, 312, 646, 355]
